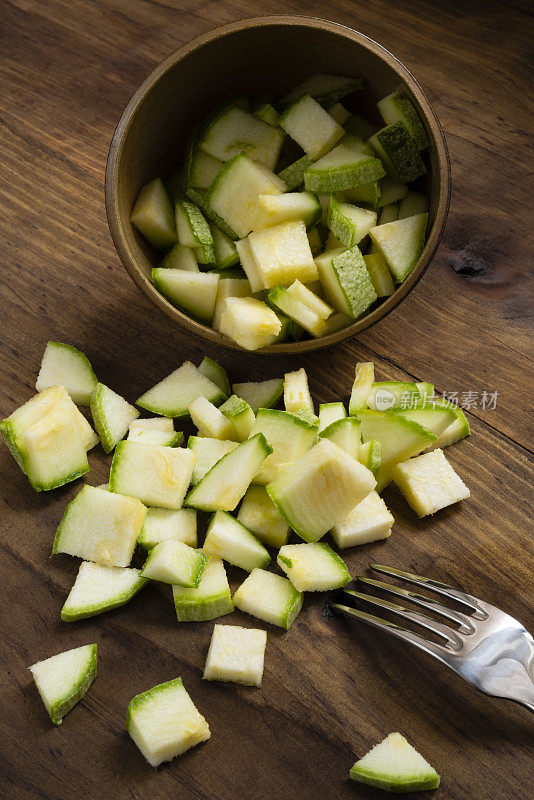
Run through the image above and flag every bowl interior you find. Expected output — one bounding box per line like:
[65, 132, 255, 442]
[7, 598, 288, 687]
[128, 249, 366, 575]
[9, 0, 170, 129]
[108, 17, 446, 351]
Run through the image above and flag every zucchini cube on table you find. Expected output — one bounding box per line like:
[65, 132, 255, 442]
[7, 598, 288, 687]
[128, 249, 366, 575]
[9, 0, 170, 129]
[203, 511, 270, 573]
[188, 436, 239, 485]
[277, 543, 351, 591]
[30, 644, 97, 726]
[237, 484, 290, 548]
[173, 555, 234, 622]
[188, 395, 235, 440]
[232, 378, 284, 414]
[391, 448, 470, 517]
[137, 507, 197, 550]
[319, 416, 362, 460]
[109, 441, 195, 510]
[203, 624, 267, 687]
[35, 341, 97, 405]
[141, 539, 207, 587]
[233, 568, 303, 630]
[127, 678, 210, 767]
[61, 563, 148, 622]
[219, 394, 255, 441]
[283, 367, 314, 414]
[90, 382, 140, 454]
[248, 408, 317, 485]
[350, 732, 440, 792]
[52, 485, 147, 568]
[331, 490, 394, 548]
[136, 360, 227, 418]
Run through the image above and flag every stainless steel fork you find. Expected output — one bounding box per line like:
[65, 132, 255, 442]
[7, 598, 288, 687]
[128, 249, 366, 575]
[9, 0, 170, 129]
[331, 564, 534, 712]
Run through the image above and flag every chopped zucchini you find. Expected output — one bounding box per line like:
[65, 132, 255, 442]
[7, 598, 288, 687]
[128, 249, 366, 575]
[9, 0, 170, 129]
[136, 361, 226, 418]
[213, 276, 253, 331]
[392, 404, 457, 437]
[211, 224, 239, 268]
[173, 555, 233, 622]
[188, 436, 239, 485]
[141, 539, 207, 587]
[349, 362, 375, 413]
[328, 102, 351, 125]
[29, 644, 97, 726]
[427, 402, 471, 450]
[336, 181, 380, 206]
[319, 416, 361, 459]
[35, 342, 97, 405]
[316, 245, 377, 317]
[21, 410, 89, 491]
[304, 145, 385, 193]
[199, 106, 284, 170]
[277, 154, 315, 190]
[109, 441, 195, 510]
[392, 448, 470, 516]
[366, 381, 420, 411]
[363, 253, 395, 297]
[278, 542, 350, 591]
[268, 286, 327, 336]
[254, 191, 321, 230]
[219, 395, 255, 441]
[266, 438, 376, 542]
[52, 485, 147, 567]
[232, 378, 284, 414]
[369, 213, 428, 282]
[237, 484, 290, 548]
[203, 511, 270, 572]
[61, 563, 147, 621]
[307, 226, 323, 255]
[249, 219, 318, 288]
[233, 568, 303, 630]
[279, 94, 344, 159]
[327, 195, 377, 247]
[127, 423, 183, 447]
[160, 243, 199, 271]
[152, 268, 219, 324]
[281, 74, 362, 108]
[358, 439, 382, 475]
[253, 100, 280, 126]
[126, 678, 210, 767]
[285, 279, 333, 319]
[378, 91, 429, 150]
[203, 624, 267, 686]
[398, 191, 429, 220]
[320, 311, 353, 335]
[174, 197, 214, 263]
[376, 175, 409, 207]
[185, 433, 272, 512]
[350, 732, 440, 791]
[129, 416, 174, 433]
[197, 356, 230, 397]
[235, 237, 264, 293]
[130, 178, 177, 251]
[137, 507, 197, 550]
[219, 296, 282, 350]
[205, 153, 286, 239]
[368, 121, 426, 183]
[90, 383, 139, 454]
[359, 409, 437, 468]
[331, 490, 393, 548]
[283, 367, 314, 414]
[248, 407, 317, 485]
[416, 381, 434, 401]
[318, 402, 346, 432]
[186, 148, 223, 190]
[189, 396, 235, 440]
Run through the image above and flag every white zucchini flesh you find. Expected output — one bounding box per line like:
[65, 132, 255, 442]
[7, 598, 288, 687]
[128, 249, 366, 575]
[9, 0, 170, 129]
[232, 378, 284, 414]
[203, 511, 270, 572]
[219, 395, 255, 441]
[318, 402, 346, 432]
[248, 220, 318, 289]
[174, 198, 214, 254]
[285, 280, 333, 320]
[376, 175, 408, 207]
[268, 286, 328, 337]
[319, 417, 361, 459]
[304, 145, 385, 193]
[152, 268, 219, 324]
[188, 436, 239, 485]
[398, 191, 429, 220]
[391, 448, 470, 517]
[61, 562, 148, 621]
[248, 408, 317, 485]
[127, 418, 182, 446]
[197, 356, 230, 397]
[237, 484, 289, 548]
[349, 362, 375, 413]
[212, 277, 252, 331]
[392, 405, 458, 437]
[369, 213, 428, 283]
[358, 410, 437, 466]
[109, 441, 196, 510]
[141, 539, 207, 587]
[350, 732, 440, 791]
[35, 342, 97, 405]
[331, 490, 394, 548]
[137, 507, 197, 550]
[253, 191, 321, 230]
[235, 237, 264, 293]
[127, 678, 210, 767]
[266, 438, 376, 542]
[219, 296, 282, 351]
[203, 624, 267, 686]
[279, 93, 344, 158]
[233, 568, 303, 630]
[188, 395, 235, 440]
[52, 485, 147, 568]
[173, 555, 234, 622]
[283, 367, 314, 414]
[328, 102, 351, 125]
[359, 439, 382, 475]
[30, 644, 97, 726]
[130, 178, 177, 251]
[199, 106, 284, 170]
[90, 383, 139, 454]
[277, 542, 350, 591]
[136, 361, 226, 418]
[281, 74, 362, 108]
[130, 417, 174, 433]
[160, 243, 199, 271]
[185, 433, 272, 512]
[187, 148, 223, 190]
[363, 253, 395, 297]
[22, 409, 89, 491]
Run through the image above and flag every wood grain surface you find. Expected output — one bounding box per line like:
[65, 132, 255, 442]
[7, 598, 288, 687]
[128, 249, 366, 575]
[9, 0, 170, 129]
[1, 1, 532, 799]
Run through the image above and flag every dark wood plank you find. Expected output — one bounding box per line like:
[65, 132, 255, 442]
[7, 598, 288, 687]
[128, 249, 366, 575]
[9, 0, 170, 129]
[0, 1, 533, 799]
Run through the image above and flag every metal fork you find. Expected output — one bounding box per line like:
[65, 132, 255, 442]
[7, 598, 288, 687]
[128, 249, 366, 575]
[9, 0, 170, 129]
[331, 564, 534, 712]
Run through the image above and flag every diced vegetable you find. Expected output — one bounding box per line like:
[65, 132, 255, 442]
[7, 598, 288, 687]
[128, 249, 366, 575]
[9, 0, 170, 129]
[186, 148, 223, 190]
[277, 154, 315, 190]
[369, 214, 428, 282]
[279, 94, 344, 159]
[199, 105, 284, 170]
[30, 644, 97, 726]
[277, 542, 350, 591]
[348, 362, 374, 413]
[319, 416, 361, 459]
[268, 286, 328, 337]
[398, 191, 429, 220]
[363, 253, 395, 297]
[130, 178, 177, 251]
[304, 145, 385, 193]
[213, 276, 252, 331]
[173, 555, 234, 622]
[328, 102, 351, 125]
[203, 624, 267, 686]
[391, 448, 470, 516]
[52, 485, 147, 567]
[254, 191, 321, 230]
[233, 568, 303, 630]
[35, 342, 97, 405]
[211, 224, 239, 268]
[285, 279, 333, 319]
[232, 378, 284, 414]
[189, 396, 235, 440]
[174, 197, 215, 263]
[126, 678, 210, 767]
[368, 122, 426, 183]
[376, 175, 409, 207]
[61, 563, 147, 621]
[237, 484, 290, 548]
[318, 402, 346, 432]
[90, 382, 139, 454]
[378, 91, 429, 150]
[327, 195, 377, 247]
[127, 419, 183, 447]
[358, 439, 382, 475]
[253, 100, 279, 126]
[316, 245, 377, 317]
[137, 507, 197, 550]
[160, 243, 199, 271]
[152, 268, 219, 324]
[21, 409, 89, 491]
[219, 395, 255, 441]
[427, 402, 471, 450]
[283, 367, 314, 415]
[331, 490, 393, 548]
[249, 220, 318, 288]
[392, 404, 458, 437]
[281, 74, 362, 108]
[203, 511, 270, 572]
[196, 356, 230, 397]
[366, 381, 420, 411]
[141, 539, 207, 586]
[344, 114, 376, 140]
[358, 410, 437, 473]
[188, 436, 239, 485]
[136, 361, 226, 418]
[350, 732, 440, 792]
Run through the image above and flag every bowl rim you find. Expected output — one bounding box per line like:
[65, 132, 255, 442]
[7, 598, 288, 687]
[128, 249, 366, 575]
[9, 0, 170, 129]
[105, 14, 451, 354]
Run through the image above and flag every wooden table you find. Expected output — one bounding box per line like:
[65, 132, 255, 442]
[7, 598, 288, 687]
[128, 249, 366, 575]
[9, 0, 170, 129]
[1, 1, 532, 798]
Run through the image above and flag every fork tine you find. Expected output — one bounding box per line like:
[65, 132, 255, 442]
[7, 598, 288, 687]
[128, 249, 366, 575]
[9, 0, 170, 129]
[370, 564, 489, 619]
[344, 588, 463, 649]
[357, 577, 475, 634]
[331, 601, 451, 661]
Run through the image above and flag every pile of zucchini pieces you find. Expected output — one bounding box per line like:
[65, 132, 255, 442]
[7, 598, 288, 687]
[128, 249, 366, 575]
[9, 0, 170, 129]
[2, 342, 470, 767]
[130, 74, 431, 350]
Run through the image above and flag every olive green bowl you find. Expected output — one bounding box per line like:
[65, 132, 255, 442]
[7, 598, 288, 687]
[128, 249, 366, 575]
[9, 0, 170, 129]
[105, 14, 450, 354]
